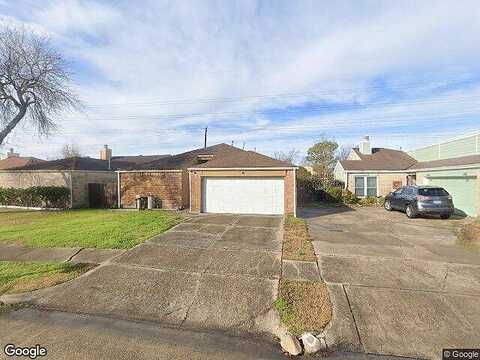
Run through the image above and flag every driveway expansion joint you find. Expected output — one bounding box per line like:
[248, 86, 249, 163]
[66, 248, 84, 262]
[342, 284, 364, 352]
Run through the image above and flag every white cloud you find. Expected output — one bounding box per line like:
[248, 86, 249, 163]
[1, 0, 480, 159]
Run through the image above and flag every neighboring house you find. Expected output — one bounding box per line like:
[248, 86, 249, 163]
[335, 133, 480, 216]
[1, 145, 169, 208]
[118, 143, 297, 215]
[0, 148, 45, 170]
[334, 136, 417, 198]
[4, 143, 297, 215]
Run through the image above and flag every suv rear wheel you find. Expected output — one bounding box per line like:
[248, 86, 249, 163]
[384, 200, 392, 211]
[406, 205, 417, 218]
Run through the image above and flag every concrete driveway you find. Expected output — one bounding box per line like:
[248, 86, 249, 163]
[301, 207, 480, 360]
[20, 214, 283, 336]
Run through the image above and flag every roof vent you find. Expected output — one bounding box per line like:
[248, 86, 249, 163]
[359, 136, 372, 155]
[197, 154, 214, 163]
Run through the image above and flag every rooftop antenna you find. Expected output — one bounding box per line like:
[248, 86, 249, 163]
[242, 142, 245, 150]
[231, 140, 234, 147]
[204, 127, 208, 148]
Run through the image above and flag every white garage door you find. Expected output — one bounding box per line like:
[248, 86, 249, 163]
[202, 177, 284, 215]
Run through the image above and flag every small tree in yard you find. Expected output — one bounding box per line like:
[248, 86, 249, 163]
[306, 139, 339, 187]
[0, 27, 79, 145]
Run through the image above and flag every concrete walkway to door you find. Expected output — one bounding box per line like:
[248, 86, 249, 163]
[301, 206, 480, 360]
[9, 214, 283, 336]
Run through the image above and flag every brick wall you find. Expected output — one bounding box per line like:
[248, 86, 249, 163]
[190, 171, 201, 212]
[284, 169, 295, 215]
[120, 171, 185, 209]
[0, 171, 71, 189]
[347, 173, 408, 196]
[70, 171, 117, 208]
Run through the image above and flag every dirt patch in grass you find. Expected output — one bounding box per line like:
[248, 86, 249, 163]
[0, 261, 95, 296]
[275, 279, 332, 336]
[457, 220, 480, 250]
[283, 216, 316, 261]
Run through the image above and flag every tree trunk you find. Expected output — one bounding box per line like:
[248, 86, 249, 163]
[0, 106, 27, 145]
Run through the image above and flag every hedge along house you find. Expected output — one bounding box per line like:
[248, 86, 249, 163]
[117, 143, 297, 216]
[335, 132, 480, 217]
[2, 146, 170, 208]
[334, 136, 417, 198]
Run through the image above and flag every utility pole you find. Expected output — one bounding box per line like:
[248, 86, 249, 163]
[204, 127, 208, 148]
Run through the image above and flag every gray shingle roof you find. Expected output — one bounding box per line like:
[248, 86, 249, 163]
[340, 148, 417, 171]
[0, 156, 45, 170]
[411, 154, 480, 170]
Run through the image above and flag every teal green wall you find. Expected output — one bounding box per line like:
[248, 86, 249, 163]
[410, 144, 439, 161]
[417, 168, 479, 178]
[417, 167, 479, 216]
[409, 134, 479, 161]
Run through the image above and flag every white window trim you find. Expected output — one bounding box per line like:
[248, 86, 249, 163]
[354, 175, 378, 198]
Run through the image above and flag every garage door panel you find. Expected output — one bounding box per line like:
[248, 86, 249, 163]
[429, 176, 477, 216]
[203, 177, 284, 215]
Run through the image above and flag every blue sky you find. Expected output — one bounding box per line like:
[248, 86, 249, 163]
[1, 0, 480, 160]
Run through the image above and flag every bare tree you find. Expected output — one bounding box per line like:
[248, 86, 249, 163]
[337, 144, 352, 161]
[273, 149, 301, 165]
[60, 143, 81, 159]
[0, 27, 79, 145]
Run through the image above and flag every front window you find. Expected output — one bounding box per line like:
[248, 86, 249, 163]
[355, 177, 365, 197]
[354, 176, 377, 197]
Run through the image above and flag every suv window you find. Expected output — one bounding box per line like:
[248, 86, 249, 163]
[418, 187, 449, 196]
[393, 188, 403, 195]
[403, 187, 414, 196]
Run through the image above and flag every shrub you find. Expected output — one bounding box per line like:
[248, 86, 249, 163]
[357, 196, 385, 207]
[324, 186, 343, 203]
[0, 186, 70, 208]
[342, 190, 358, 204]
[358, 196, 377, 206]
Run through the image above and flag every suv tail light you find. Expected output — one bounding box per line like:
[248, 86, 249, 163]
[416, 195, 431, 201]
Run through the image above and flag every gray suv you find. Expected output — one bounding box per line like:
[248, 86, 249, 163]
[384, 186, 454, 219]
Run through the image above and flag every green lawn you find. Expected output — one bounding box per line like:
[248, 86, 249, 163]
[0, 209, 184, 249]
[0, 261, 94, 296]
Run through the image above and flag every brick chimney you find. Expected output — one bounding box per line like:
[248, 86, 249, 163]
[359, 136, 372, 155]
[100, 145, 112, 161]
[6, 148, 19, 158]
[100, 145, 112, 170]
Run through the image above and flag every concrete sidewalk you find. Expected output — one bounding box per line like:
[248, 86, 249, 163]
[0, 244, 125, 264]
[0, 308, 414, 360]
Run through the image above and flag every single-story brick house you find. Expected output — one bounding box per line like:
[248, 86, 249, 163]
[6, 143, 297, 215]
[3, 150, 169, 208]
[118, 143, 297, 215]
[335, 133, 480, 216]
